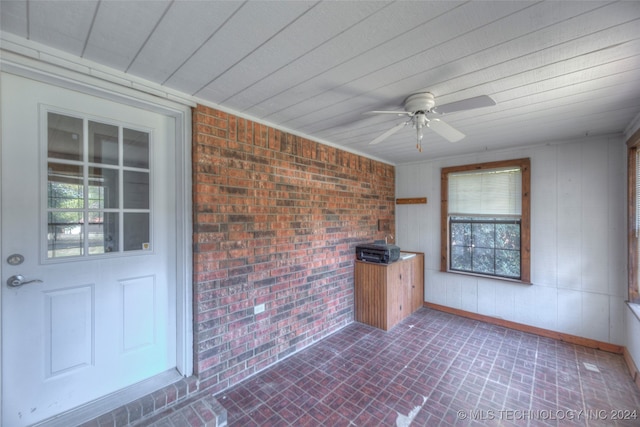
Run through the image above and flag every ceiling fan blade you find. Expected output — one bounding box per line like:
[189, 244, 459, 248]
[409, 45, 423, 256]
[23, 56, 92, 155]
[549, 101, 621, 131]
[363, 110, 410, 116]
[428, 118, 465, 142]
[369, 120, 409, 145]
[434, 95, 496, 114]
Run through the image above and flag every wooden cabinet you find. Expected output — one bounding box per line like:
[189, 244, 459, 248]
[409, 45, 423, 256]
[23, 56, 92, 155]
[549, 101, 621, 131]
[354, 252, 424, 331]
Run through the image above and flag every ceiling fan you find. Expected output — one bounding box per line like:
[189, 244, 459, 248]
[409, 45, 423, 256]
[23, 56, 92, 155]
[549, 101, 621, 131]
[366, 92, 496, 152]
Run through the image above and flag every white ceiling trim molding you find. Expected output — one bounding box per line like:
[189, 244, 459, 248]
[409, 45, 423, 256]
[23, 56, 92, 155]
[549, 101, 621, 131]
[0, 31, 196, 109]
[1, 31, 394, 166]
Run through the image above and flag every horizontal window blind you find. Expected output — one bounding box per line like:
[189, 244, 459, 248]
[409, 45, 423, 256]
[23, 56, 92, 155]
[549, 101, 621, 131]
[448, 167, 522, 216]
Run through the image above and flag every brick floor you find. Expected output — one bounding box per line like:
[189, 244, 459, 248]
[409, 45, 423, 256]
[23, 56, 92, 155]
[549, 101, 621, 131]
[105, 307, 640, 426]
[209, 308, 640, 426]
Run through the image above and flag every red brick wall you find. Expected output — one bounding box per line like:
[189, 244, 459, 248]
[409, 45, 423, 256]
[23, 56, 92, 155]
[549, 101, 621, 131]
[192, 104, 395, 393]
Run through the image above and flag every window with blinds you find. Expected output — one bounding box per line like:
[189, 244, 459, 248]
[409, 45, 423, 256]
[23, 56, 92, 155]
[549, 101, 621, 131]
[441, 159, 530, 282]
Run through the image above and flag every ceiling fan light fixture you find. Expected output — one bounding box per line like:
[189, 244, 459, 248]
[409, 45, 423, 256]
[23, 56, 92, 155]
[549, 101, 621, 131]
[367, 91, 496, 149]
[414, 113, 427, 151]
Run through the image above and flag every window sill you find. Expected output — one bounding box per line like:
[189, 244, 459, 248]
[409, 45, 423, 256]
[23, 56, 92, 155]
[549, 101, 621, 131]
[444, 269, 532, 285]
[628, 301, 640, 322]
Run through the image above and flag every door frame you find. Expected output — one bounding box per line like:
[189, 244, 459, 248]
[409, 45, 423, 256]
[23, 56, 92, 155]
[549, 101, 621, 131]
[0, 55, 193, 422]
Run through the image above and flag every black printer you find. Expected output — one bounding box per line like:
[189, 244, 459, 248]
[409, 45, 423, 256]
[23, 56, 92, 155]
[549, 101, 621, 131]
[355, 243, 400, 264]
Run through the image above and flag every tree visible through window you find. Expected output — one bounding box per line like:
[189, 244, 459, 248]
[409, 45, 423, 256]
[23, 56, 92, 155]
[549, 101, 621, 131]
[450, 217, 521, 278]
[441, 159, 530, 283]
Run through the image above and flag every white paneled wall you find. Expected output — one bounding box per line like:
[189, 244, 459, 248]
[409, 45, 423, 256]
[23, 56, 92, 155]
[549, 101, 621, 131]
[396, 135, 626, 345]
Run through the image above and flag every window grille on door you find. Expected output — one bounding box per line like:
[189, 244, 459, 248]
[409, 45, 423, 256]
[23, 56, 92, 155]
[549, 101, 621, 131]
[46, 111, 151, 259]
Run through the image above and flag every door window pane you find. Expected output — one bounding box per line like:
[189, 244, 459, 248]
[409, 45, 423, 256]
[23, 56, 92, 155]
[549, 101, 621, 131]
[48, 163, 83, 209]
[89, 167, 119, 209]
[124, 128, 149, 168]
[124, 213, 149, 251]
[89, 121, 118, 165]
[124, 171, 149, 209]
[48, 211, 84, 258]
[48, 113, 83, 161]
[88, 212, 119, 254]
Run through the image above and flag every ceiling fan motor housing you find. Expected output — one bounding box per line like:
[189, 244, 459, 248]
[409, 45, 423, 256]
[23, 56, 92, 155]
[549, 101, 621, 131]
[404, 92, 435, 113]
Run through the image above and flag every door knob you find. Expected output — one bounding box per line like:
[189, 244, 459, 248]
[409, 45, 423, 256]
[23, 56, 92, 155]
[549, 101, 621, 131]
[6, 275, 43, 287]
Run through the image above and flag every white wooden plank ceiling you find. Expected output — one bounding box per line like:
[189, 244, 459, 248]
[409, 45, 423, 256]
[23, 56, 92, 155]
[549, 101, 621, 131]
[1, 0, 639, 164]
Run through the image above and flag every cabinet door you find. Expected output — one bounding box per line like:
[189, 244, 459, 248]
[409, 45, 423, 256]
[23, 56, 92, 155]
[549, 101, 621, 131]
[411, 254, 425, 312]
[355, 262, 387, 329]
[386, 262, 405, 329]
[400, 260, 414, 319]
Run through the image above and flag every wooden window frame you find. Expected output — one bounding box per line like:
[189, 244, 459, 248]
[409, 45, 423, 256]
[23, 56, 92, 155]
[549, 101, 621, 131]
[441, 158, 531, 284]
[627, 128, 640, 304]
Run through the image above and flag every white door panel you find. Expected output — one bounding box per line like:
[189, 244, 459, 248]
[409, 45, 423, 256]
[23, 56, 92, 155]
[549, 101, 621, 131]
[1, 73, 177, 426]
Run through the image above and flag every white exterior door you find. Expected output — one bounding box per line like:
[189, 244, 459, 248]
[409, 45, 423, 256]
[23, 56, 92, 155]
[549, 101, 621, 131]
[1, 73, 178, 426]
